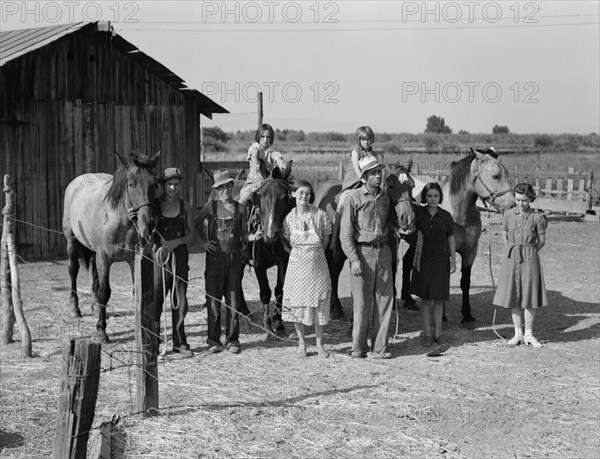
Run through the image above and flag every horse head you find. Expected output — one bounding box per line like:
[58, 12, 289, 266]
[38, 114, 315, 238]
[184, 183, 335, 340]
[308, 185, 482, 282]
[114, 150, 161, 245]
[253, 161, 293, 244]
[468, 148, 515, 210]
[386, 160, 416, 232]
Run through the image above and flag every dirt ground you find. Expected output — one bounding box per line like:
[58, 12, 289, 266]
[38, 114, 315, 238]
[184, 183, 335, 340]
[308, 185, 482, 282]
[0, 219, 599, 458]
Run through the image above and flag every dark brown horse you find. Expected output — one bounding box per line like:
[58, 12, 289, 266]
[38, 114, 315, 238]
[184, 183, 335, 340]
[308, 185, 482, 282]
[314, 162, 417, 319]
[412, 148, 515, 322]
[63, 152, 161, 343]
[239, 162, 294, 336]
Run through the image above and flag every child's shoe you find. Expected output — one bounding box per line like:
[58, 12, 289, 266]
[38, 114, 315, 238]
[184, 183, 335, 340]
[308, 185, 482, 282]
[524, 333, 543, 348]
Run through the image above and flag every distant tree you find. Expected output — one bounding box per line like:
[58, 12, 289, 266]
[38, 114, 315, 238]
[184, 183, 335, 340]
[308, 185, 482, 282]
[458, 130, 470, 135]
[492, 125, 510, 134]
[305, 132, 320, 143]
[423, 134, 439, 151]
[425, 115, 452, 134]
[286, 130, 305, 142]
[534, 134, 554, 149]
[203, 126, 229, 143]
[274, 128, 286, 142]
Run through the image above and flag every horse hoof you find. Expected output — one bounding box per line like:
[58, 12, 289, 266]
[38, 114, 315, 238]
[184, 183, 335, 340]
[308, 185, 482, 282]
[461, 316, 476, 324]
[70, 309, 82, 319]
[275, 329, 286, 339]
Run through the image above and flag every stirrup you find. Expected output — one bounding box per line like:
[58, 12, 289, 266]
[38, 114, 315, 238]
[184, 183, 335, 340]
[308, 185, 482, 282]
[524, 333, 543, 348]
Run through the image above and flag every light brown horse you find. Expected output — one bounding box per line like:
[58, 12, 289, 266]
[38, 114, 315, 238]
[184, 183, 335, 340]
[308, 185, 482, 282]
[63, 152, 161, 343]
[413, 148, 515, 322]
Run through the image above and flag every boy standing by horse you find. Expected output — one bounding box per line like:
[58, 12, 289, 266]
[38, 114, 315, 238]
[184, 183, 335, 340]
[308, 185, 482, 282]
[196, 169, 263, 354]
[340, 157, 395, 359]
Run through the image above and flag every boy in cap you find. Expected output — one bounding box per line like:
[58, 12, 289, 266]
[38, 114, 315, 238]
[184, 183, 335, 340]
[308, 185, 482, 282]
[154, 167, 196, 357]
[340, 157, 395, 359]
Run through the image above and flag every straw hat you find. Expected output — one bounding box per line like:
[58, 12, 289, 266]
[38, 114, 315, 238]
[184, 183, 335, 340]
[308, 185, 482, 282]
[359, 156, 384, 178]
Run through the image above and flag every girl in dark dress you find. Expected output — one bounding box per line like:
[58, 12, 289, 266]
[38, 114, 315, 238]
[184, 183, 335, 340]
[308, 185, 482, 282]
[410, 182, 456, 346]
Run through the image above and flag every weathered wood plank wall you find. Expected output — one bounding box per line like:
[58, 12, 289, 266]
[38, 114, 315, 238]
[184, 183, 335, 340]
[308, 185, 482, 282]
[0, 30, 200, 260]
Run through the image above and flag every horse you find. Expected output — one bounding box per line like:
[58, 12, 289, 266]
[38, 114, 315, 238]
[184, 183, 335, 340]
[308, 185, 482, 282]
[314, 162, 417, 320]
[412, 148, 515, 323]
[63, 151, 161, 343]
[237, 161, 294, 337]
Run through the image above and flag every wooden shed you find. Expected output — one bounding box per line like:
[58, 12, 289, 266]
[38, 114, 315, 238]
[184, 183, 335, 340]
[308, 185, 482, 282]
[0, 21, 227, 260]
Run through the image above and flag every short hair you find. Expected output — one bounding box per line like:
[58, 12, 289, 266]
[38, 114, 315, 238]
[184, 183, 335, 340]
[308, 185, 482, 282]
[514, 182, 536, 202]
[255, 123, 274, 145]
[356, 126, 375, 147]
[293, 179, 315, 204]
[420, 182, 444, 204]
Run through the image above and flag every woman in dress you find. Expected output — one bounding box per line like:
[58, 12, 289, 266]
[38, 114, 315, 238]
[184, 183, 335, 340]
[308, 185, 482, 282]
[282, 180, 333, 358]
[409, 182, 457, 347]
[493, 183, 548, 348]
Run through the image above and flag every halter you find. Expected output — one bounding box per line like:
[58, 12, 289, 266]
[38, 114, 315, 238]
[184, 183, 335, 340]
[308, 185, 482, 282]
[472, 160, 512, 211]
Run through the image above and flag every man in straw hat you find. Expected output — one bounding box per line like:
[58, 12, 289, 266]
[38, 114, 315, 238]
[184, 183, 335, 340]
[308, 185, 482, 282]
[196, 169, 263, 354]
[340, 157, 395, 359]
[153, 167, 196, 357]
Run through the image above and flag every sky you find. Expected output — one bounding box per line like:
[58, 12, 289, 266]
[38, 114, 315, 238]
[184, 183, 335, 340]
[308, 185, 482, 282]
[1, 0, 599, 135]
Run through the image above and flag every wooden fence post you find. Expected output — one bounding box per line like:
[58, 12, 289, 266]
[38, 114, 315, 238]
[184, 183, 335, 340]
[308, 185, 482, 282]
[1, 174, 31, 357]
[53, 339, 102, 458]
[135, 244, 158, 416]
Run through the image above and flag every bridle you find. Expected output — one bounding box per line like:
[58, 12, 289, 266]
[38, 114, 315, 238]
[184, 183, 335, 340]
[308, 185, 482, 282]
[472, 159, 512, 211]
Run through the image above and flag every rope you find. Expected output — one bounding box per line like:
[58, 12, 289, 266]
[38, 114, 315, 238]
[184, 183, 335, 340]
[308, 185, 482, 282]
[487, 210, 506, 342]
[154, 245, 179, 359]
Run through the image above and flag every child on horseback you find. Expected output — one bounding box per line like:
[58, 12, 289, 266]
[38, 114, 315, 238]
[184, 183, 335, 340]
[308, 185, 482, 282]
[238, 123, 285, 206]
[493, 183, 548, 348]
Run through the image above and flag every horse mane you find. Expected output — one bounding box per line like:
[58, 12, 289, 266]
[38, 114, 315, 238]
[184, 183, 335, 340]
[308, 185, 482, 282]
[449, 153, 476, 196]
[105, 154, 155, 209]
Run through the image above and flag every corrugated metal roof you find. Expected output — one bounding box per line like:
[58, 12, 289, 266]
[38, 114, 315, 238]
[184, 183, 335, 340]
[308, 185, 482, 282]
[0, 22, 91, 66]
[0, 21, 228, 116]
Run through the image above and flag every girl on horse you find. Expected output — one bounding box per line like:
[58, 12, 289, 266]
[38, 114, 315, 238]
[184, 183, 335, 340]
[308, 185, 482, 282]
[153, 167, 196, 357]
[493, 183, 548, 348]
[196, 169, 263, 354]
[238, 123, 286, 205]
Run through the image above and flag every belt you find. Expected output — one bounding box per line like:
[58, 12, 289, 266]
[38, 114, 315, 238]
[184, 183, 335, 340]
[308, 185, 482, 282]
[357, 240, 388, 249]
[507, 242, 536, 263]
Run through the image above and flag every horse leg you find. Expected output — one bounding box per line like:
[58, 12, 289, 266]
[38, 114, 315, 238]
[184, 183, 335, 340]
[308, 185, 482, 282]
[271, 258, 288, 337]
[255, 266, 273, 336]
[91, 256, 99, 313]
[237, 267, 252, 316]
[67, 239, 82, 318]
[390, 238, 399, 308]
[460, 265, 476, 323]
[401, 235, 418, 310]
[95, 255, 112, 344]
[329, 247, 347, 320]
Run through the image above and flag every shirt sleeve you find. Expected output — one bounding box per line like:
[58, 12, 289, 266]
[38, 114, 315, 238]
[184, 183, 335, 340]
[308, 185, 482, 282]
[319, 208, 333, 239]
[535, 212, 548, 235]
[340, 193, 359, 263]
[247, 142, 260, 161]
